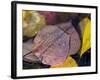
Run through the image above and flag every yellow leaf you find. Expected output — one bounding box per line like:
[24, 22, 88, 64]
[79, 17, 91, 57]
[22, 10, 46, 37]
[51, 56, 77, 68]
